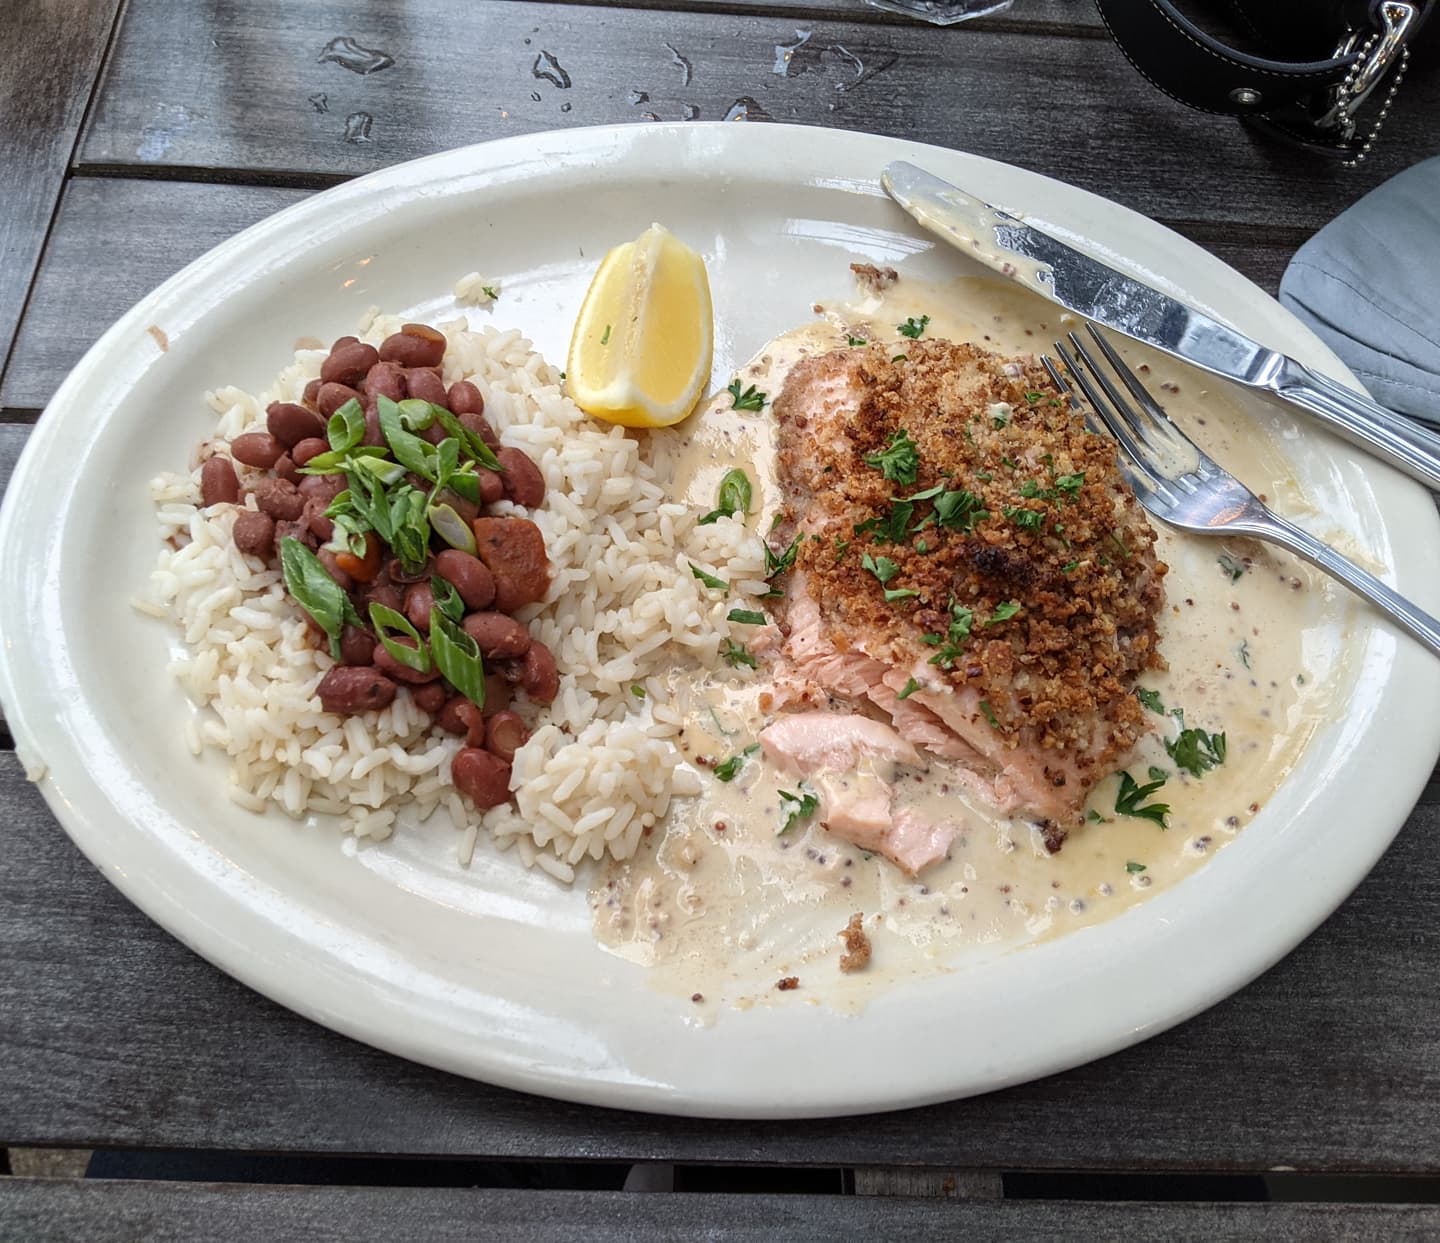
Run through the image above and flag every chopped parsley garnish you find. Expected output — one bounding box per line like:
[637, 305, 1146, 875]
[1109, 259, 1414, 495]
[896, 677, 921, 701]
[726, 379, 767, 411]
[482, 285, 499, 300]
[1238, 638, 1251, 668]
[855, 500, 915, 544]
[975, 470, 992, 482]
[1218, 553, 1246, 582]
[1061, 560, 1080, 573]
[713, 743, 760, 782]
[631, 685, 646, 699]
[915, 538, 929, 554]
[1004, 505, 1044, 531]
[600, 323, 611, 345]
[863, 429, 920, 485]
[722, 639, 757, 669]
[1053, 472, 1085, 495]
[697, 468, 753, 525]
[764, 534, 801, 578]
[986, 600, 1021, 626]
[884, 587, 920, 602]
[847, 335, 868, 347]
[897, 314, 930, 340]
[934, 488, 987, 531]
[1115, 770, 1170, 827]
[1002, 455, 1018, 470]
[1125, 860, 1147, 874]
[689, 562, 729, 591]
[1149, 765, 1169, 782]
[891, 354, 907, 364]
[727, 608, 766, 625]
[1019, 480, 1044, 499]
[861, 552, 900, 585]
[1166, 727, 1226, 778]
[777, 786, 819, 834]
[979, 699, 999, 728]
[834, 537, 849, 559]
[992, 409, 1010, 430]
[1109, 531, 1130, 559]
[927, 598, 975, 669]
[1135, 687, 1167, 715]
[1025, 391, 1043, 404]
[1086, 809, 1104, 823]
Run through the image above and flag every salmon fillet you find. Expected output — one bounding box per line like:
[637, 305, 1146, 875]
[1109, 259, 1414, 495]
[764, 338, 1166, 849]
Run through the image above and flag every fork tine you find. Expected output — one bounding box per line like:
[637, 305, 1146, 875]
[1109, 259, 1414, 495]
[1080, 325, 1195, 461]
[1065, 331, 1158, 450]
[1051, 340, 1168, 492]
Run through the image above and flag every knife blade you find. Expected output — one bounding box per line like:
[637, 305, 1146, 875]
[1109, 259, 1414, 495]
[881, 160, 1440, 492]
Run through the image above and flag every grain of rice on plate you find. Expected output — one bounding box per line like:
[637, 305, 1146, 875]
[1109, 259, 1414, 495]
[136, 311, 770, 883]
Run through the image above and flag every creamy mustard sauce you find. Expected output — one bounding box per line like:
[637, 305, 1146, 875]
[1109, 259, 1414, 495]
[588, 274, 1354, 1015]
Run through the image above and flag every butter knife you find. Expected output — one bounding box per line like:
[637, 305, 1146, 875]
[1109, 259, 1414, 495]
[882, 160, 1440, 493]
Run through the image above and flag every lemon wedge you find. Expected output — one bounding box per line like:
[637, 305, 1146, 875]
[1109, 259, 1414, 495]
[567, 223, 713, 428]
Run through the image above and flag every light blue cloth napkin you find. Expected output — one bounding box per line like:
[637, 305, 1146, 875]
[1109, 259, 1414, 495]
[1280, 156, 1440, 427]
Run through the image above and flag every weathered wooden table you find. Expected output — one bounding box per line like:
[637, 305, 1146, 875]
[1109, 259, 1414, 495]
[3, 1, 1439, 1236]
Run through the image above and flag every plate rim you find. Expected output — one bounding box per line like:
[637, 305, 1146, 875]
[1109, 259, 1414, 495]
[3, 121, 1438, 1118]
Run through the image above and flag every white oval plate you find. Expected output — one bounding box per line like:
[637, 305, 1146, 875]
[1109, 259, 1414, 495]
[2, 124, 1437, 1118]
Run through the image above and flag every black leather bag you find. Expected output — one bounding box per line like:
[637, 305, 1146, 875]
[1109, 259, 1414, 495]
[1093, 0, 1433, 161]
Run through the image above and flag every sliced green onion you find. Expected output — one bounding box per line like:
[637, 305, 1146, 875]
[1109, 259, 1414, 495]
[430, 610, 486, 706]
[429, 502, 477, 553]
[326, 398, 366, 453]
[368, 602, 432, 674]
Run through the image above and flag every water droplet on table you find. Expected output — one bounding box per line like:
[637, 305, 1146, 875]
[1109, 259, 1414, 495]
[773, 30, 813, 76]
[724, 97, 772, 122]
[317, 35, 395, 75]
[663, 41, 693, 86]
[343, 111, 374, 143]
[308, 93, 328, 114]
[628, 89, 650, 106]
[532, 50, 572, 89]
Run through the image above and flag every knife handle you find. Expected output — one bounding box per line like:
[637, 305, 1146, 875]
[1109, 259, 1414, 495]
[1275, 360, 1440, 493]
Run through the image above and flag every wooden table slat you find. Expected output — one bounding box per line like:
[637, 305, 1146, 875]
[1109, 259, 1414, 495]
[0, 0, 123, 384]
[78, 0, 1440, 231]
[3, 1180, 1439, 1243]
[2, 748, 1436, 1167]
[0, 177, 1299, 413]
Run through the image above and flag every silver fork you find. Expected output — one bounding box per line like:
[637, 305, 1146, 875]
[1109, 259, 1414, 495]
[1044, 325, 1440, 660]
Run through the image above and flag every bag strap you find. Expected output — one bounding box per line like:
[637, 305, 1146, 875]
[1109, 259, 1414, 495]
[1092, 0, 1428, 161]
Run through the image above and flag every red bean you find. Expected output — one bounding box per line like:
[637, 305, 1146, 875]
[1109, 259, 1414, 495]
[437, 694, 478, 736]
[365, 583, 404, 613]
[405, 367, 447, 406]
[321, 340, 380, 387]
[200, 456, 240, 506]
[302, 379, 323, 411]
[447, 380, 485, 417]
[317, 666, 397, 714]
[520, 641, 559, 703]
[232, 509, 275, 557]
[420, 419, 447, 447]
[274, 454, 301, 484]
[471, 517, 551, 613]
[231, 432, 284, 469]
[339, 624, 375, 666]
[272, 517, 315, 558]
[477, 468, 505, 505]
[462, 611, 532, 659]
[364, 360, 407, 402]
[249, 477, 306, 521]
[434, 549, 494, 610]
[361, 401, 384, 447]
[452, 747, 512, 809]
[299, 473, 346, 508]
[291, 437, 329, 467]
[410, 682, 448, 714]
[316, 548, 354, 591]
[317, 382, 362, 417]
[496, 447, 546, 509]
[484, 711, 529, 762]
[372, 640, 442, 684]
[404, 581, 435, 633]
[305, 499, 334, 542]
[490, 657, 525, 687]
[482, 672, 512, 716]
[460, 411, 500, 448]
[331, 335, 359, 352]
[378, 323, 446, 368]
[267, 401, 326, 448]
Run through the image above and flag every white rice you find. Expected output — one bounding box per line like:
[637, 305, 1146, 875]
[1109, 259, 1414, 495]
[139, 313, 769, 883]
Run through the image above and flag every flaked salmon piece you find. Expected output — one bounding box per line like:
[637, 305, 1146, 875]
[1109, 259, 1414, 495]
[765, 338, 1166, 847]
[760, 710, 922, 776]
[759, 712, 959, 873]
